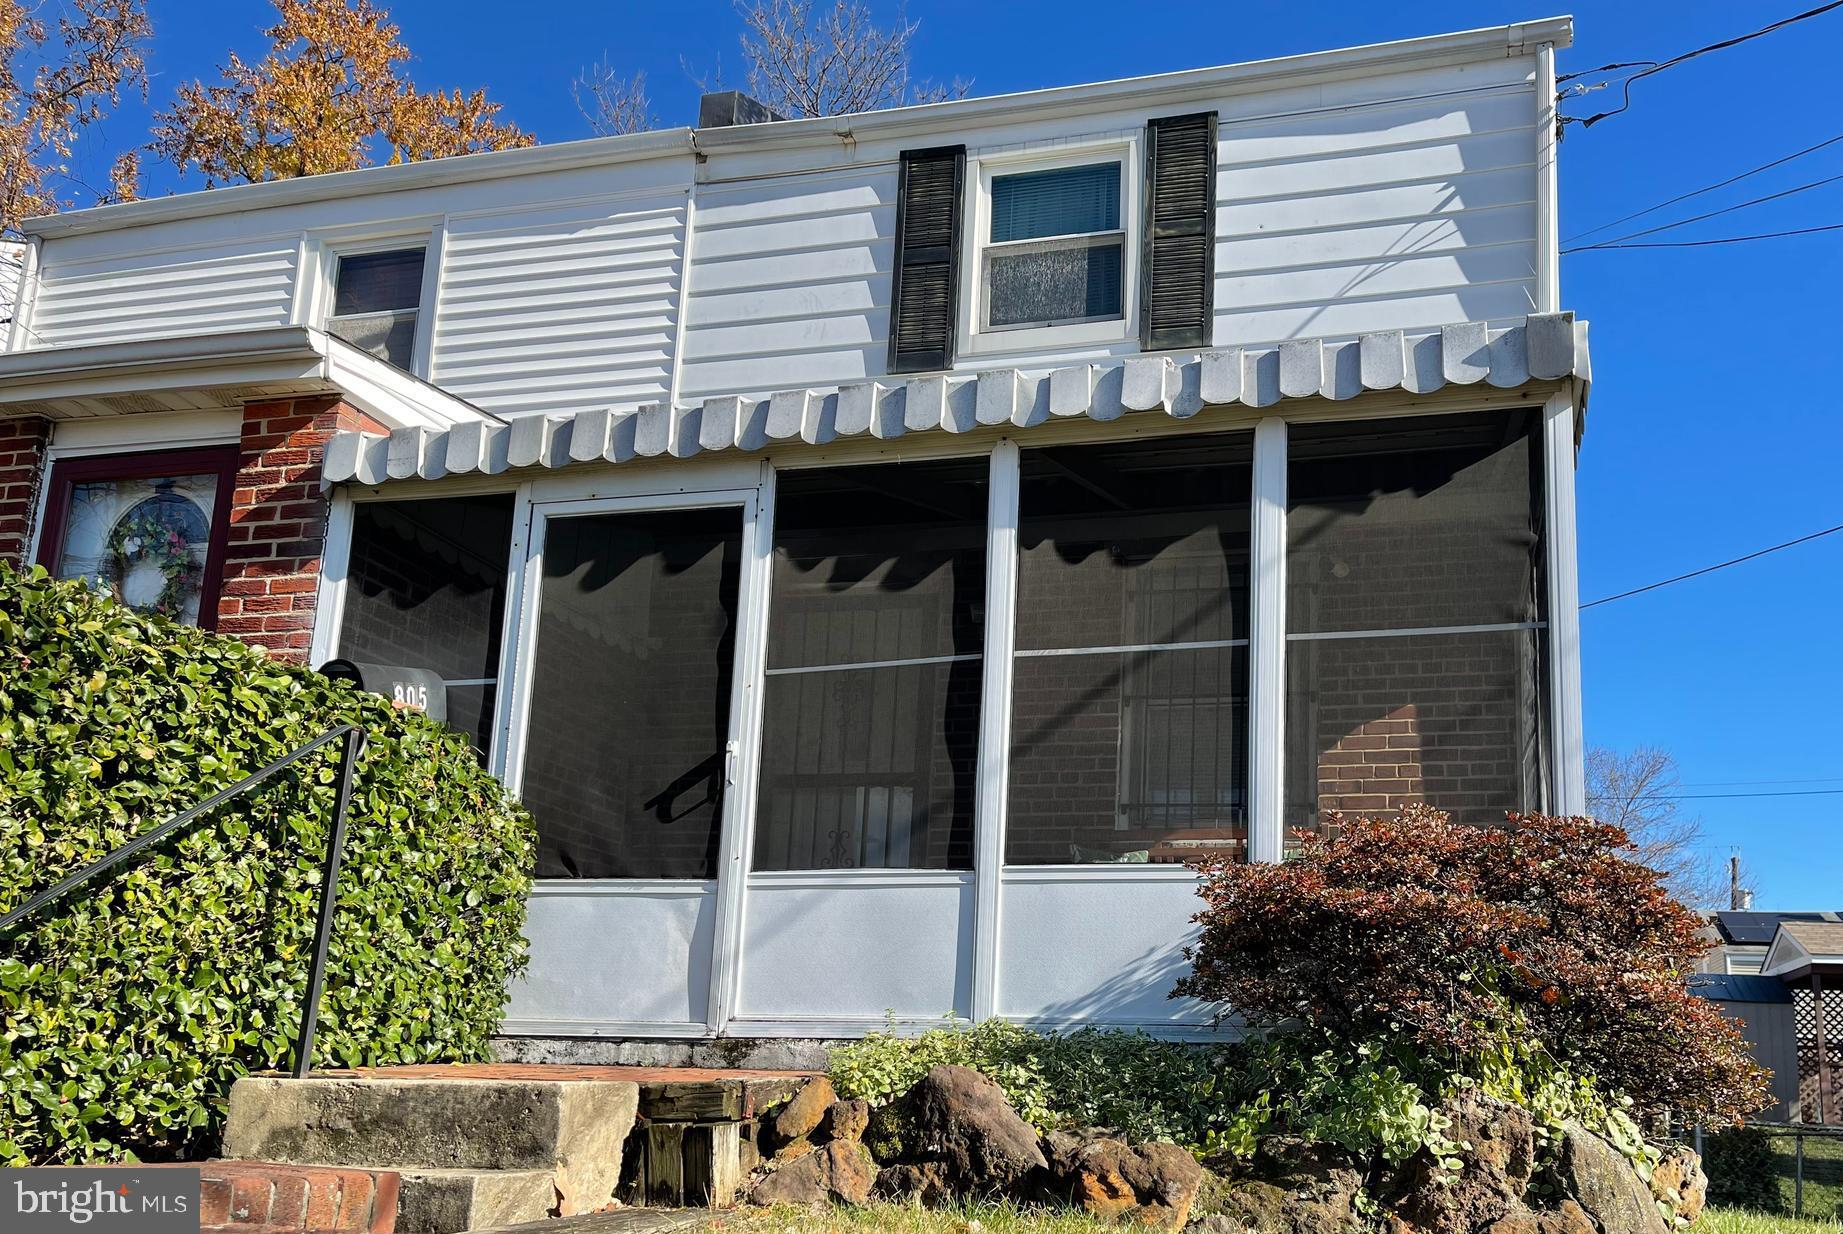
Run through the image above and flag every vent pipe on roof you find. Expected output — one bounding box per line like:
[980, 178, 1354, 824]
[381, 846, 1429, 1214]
[698, 91, 788, 128]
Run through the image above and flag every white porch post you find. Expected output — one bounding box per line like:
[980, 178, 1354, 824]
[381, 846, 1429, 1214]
[1247, 416, 1288, 862]
[706, 460, 777, 1031]
[972, 439, 1020, 1021]
[1543, 391, 1586, 813]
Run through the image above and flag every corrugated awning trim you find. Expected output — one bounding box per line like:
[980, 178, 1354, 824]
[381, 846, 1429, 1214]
[324, 312, 1588, 486]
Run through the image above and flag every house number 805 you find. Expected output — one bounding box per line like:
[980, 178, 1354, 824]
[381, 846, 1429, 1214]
[392, 682, 429, 710]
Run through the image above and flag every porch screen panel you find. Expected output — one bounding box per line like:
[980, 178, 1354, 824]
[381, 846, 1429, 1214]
[755, 460, 986, 871]
[1285, 411, 1546, 848]
[1008, 434, 1252, 865]
[338, 494, 514, 755]
[523, 508, 742, 880]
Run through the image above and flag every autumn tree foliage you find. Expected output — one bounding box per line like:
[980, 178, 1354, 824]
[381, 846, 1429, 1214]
[1175, 805, 1770, 1125]
[0, 0, 150, 233]
[149, 0, 531, 187]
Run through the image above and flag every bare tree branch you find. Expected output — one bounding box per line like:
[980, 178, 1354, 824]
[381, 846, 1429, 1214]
[1586, 744, 1745, 909]
[734, 0, 968, 118]
[573, 61, 654, 136]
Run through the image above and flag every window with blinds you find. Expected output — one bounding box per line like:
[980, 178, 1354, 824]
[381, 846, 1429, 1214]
[982, 161, 1125, 331]
[328, 247, 426, 371]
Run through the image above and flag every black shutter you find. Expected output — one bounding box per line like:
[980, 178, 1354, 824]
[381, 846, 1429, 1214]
[1140, 113, 1217, 351]
[888, 145, 965, 373]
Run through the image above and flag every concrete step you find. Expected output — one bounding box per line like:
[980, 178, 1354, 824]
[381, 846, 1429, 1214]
[223, 1076, 639, 1217]
[394, 1168, 557, 1234]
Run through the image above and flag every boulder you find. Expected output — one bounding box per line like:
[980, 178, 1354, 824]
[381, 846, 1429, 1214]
[1648, 1144, 1707, 1225]
[896, 1065, 1047, 1194]
[821, 1098, 871, 1144]
[1041, 1131, 1204, 1229]
[875, 1161, 955, 1206]
[1202, 1138, 1366, 1234]
[1483, 1199, 1596, 1234]
[768, 1076, 836, 1148]
[1392, 1092, 1535, 1234]
[745, 1139, 875, 1207]
[1548, 1123, 1669, 1234]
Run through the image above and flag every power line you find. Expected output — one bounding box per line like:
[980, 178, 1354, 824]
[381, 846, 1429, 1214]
[1564, 2, 1843, 129]
[1564, 132, 1843, 243]
[1567, 221, 1843, 251]
[1563, 172, 1843, 253]
[1677, 777, 1843, 789]
[1581, 522, 1843, 609]
[1607, 799, 1835, 806]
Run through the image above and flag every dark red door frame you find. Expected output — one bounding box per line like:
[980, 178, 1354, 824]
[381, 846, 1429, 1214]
[34, 445, 242, 631]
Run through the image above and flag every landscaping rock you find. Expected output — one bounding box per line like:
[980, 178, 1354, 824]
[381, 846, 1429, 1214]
[1392, 1092, 1535, 1234]
[768, 1077, 836, 1147]
[875, 1161, 956, 1206]
[1042, 1133, 1204, 1229]
[745, 1139, 875, 1207]
[1648, 1144, 1707, 1225]
[1202, 1138, 1366, 1234]
[896, 1065, 1047, 1194]
[820, 1098, 871, 1144]
[1548, 1123, 1670, 1234]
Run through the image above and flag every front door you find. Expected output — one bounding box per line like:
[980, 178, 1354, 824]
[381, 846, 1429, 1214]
[502, 492, 754, 1035]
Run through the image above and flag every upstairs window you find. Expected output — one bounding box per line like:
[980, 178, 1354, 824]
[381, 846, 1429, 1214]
[982, 161, 1125, 331]
[328, 247, 426, 370]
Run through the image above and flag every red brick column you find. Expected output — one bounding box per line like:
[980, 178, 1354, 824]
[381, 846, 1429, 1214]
[217, 397, 383, 663]
[0, 415, 50, 567]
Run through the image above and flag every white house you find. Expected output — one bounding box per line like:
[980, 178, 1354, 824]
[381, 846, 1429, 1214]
[0, 16, 1590, 1052]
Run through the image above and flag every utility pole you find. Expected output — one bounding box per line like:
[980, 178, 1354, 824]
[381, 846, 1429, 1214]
[1729, 853, 1753, 911]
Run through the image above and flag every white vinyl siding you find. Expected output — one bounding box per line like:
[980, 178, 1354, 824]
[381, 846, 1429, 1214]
[427, 195, 686, 419]
[28, 240, 297, 347]
[677, 168, 896, 403]
[1213, 83, 1539, 345]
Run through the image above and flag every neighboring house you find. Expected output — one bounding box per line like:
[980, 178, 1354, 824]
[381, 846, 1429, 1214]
[0, 18, 1591, 1050]
[1695, 920, 1843, 1125]
[1702, 911, 1843, 976]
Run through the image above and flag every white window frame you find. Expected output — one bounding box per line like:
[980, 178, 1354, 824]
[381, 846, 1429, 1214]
[958, 135, 1142, 359]
[299, 221, 444, 379]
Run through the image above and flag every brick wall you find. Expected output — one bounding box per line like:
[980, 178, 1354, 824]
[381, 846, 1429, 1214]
[125, 1161, 398, 1234]
[216, 397, 382, 662]
[0, 415, 50, 567]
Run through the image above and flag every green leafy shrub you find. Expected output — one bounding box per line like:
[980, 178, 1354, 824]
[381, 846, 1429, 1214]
[1702, 1126, 1788, 1213]
[1176, 805, 1770, 1126]
[0, 566, 536, 1165]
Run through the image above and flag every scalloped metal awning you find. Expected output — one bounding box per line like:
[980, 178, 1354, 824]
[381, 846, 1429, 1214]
[323, 312, 1589, 486]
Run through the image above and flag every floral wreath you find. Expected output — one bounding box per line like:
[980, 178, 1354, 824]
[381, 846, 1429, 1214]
[105, 501, 205, 619]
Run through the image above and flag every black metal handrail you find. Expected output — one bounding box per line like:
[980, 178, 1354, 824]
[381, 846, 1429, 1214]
[0, 724, 366, 1079]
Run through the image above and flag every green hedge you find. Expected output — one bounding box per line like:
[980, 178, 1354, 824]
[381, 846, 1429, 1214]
[0, 566, 536, 1164]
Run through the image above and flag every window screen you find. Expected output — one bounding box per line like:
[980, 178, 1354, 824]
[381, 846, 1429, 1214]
[985, 162, 1124, 330]
[1285, 411, 1546, 845]
[1008, 434, 1252, 865]
[521, 507, 742, 880]
[338, 495, 514, 756]
[329, 248, 425, 370]
[755, 460, 986, 871]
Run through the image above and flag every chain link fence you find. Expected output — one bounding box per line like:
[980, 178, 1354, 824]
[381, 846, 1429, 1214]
[1695, 1123, 1843, 1220]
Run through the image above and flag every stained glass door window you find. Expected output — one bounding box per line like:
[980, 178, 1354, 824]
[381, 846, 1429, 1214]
[36, 447, 239, 629]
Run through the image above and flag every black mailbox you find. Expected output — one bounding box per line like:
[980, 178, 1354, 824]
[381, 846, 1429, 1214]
[318, 660, 448, 724]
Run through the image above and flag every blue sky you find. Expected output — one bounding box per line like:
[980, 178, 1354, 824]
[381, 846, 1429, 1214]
[76, 2, 1843, 907]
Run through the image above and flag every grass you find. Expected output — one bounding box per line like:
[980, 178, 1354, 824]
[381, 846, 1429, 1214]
[1697, 1209, 1843, 1234]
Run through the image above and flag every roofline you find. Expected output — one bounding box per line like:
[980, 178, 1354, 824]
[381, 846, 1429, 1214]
[695, 16, 1573, 156]
[0, 326, 502, 432]
[24, 15, 1572, 241]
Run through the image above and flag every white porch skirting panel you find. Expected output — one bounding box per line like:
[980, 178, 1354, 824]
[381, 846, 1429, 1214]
[322, 313, 1590, 486]
[997, 868, 1215, 1030]
[503, 880, 717, 1036]
[734, 872, 975, 1028]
